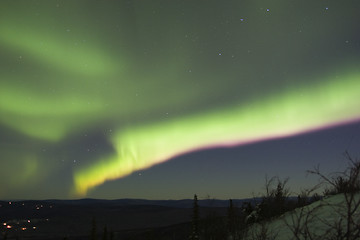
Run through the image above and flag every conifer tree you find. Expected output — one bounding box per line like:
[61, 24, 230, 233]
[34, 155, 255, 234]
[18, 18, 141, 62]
[228, 199, 236, 239]
[90, 217, 97, 240]
[102, 226, 108, 240]
[190, 194, 200, 240]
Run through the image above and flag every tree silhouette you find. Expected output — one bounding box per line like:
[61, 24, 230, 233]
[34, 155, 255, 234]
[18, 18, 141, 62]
[228, 199, 236, 239]
[102, 226, 108, 240]
[308, 151, 360, 239]
[190, 194, 200, 240]
[90, 217, 97, 240]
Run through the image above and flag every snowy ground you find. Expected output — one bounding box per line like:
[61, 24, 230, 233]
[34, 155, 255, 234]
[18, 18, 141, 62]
[245, 193, 360, 240]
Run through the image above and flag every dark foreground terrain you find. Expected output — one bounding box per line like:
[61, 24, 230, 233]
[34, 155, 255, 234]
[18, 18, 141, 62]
[0, 198, 248, 240]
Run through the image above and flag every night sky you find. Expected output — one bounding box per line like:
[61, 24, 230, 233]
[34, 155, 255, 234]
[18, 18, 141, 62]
[1, 0, 360, 200]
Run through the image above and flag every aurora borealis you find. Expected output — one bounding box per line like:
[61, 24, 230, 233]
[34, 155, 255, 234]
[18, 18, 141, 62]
[1, 1, 360, 200]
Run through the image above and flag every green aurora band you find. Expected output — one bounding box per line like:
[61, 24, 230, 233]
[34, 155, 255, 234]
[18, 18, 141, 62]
[73, 67, 360, 195]
[0, 20, 120, 141]
[1, 1, 360, 198]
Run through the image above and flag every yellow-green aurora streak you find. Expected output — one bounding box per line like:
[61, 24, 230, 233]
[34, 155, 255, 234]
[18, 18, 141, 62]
[74, 67, 360, 196]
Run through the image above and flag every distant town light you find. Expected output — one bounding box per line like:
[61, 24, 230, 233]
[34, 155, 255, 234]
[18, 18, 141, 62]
[21, 227, 27, 231]
[6, 225, 12, 229]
